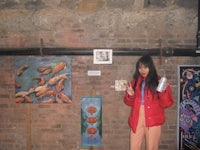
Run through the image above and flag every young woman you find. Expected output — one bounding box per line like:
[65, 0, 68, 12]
[124, 55, 174, 150]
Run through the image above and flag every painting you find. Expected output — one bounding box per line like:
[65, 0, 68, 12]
[115, 80, 127, 91]
[81, 96, 102, 147]
[178, 65, 200, 150]
[93, 49, 112, 64]
[14, 56, 72, 104]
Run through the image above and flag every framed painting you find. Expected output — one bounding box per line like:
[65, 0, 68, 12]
[14, 56, 72, 104]
[178, 65, 200, 149]
[81, 96, 102, 147]
[93, 49, 112, 64]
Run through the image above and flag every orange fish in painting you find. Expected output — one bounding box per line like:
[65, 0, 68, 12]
[58, 92, 72, 104]
[34, 84, 48, 93]
[16, 96, 32, 103]
[17, 65, 28, 76]
[55, 95, 64, 104]
[33, 77, 46, 86]
[45, 90, 57, 97]
[56, 78, 65, 92]
[15, 90, 32, 98]
[41, 68, 52, 75]
[16, 96, 25, 103]
[51, 61, 67, 77]
[37, 66, 52, 75]
[41, 98, 55, 104]
[48, 73, 68, 85]
[24, 95, 32, 103]
[34, 84, 49, 97]
[38, 66, 50, 72]
[36, 89, 56, 99]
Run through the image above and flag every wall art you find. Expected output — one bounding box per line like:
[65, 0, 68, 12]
[81, 96, 102, 147]
[14, 56, 72, 104]
[115, 80, 127, 91]
[93, 49, 112, 64]
[178, 65, 200, 149]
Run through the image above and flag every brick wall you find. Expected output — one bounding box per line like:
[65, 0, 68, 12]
[0, 56, 199, 150]
[0, 0, 199, 150]
[0, 0, 198, 48]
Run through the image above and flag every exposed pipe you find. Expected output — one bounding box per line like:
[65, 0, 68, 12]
[0, 47, 198, 56]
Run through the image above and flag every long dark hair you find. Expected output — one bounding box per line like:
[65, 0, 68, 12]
[133, 55, 159, 92]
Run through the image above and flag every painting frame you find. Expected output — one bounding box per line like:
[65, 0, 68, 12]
[93, 49, 113, 64]
[177, 65, 200, 150]
[14, 56, 72, 104]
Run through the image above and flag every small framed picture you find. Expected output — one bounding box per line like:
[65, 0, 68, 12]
[115, 80, 127, 91]
[93, 49, 113, 64]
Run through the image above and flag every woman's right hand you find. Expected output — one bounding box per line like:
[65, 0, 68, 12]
[126, 82, 135, 96]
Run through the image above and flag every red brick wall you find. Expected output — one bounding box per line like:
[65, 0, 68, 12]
[0, 55, 199, 150]
[0, 1, 198, 150]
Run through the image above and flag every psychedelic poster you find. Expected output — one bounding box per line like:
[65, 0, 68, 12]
[14, 56, 72, 104]
[178, 65, 200, 150]
[81, 96, 102, 147]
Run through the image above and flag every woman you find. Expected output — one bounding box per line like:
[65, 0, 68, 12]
[124, 55, 174, 150]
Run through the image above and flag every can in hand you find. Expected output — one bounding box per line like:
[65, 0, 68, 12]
[156, 77, 167, 92]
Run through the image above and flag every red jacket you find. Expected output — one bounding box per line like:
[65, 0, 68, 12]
[124, 76, 174, 133]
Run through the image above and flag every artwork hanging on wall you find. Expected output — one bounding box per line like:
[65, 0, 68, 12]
[93, 49, 112, 64]
[178, 65, 200, 150]
[115, 80, 127, 91]
[14, 56, 72, 104]
[81, 96, 102, 147]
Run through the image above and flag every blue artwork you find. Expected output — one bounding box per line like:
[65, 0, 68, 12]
[14, 56, 72, 104]
[178, 66, 200, 150]
[81, 96, 102, 147]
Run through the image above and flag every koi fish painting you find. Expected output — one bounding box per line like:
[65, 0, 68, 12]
[81, 96, 102, 147]
[14, 56, 72, 104]
[178, 65, 200, 150]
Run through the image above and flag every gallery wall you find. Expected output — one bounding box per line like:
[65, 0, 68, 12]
[0, 0, 199, 150]
[0, 55, 199, 150]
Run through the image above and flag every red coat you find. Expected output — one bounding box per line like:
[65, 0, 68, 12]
[124, 76, 174, 133]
